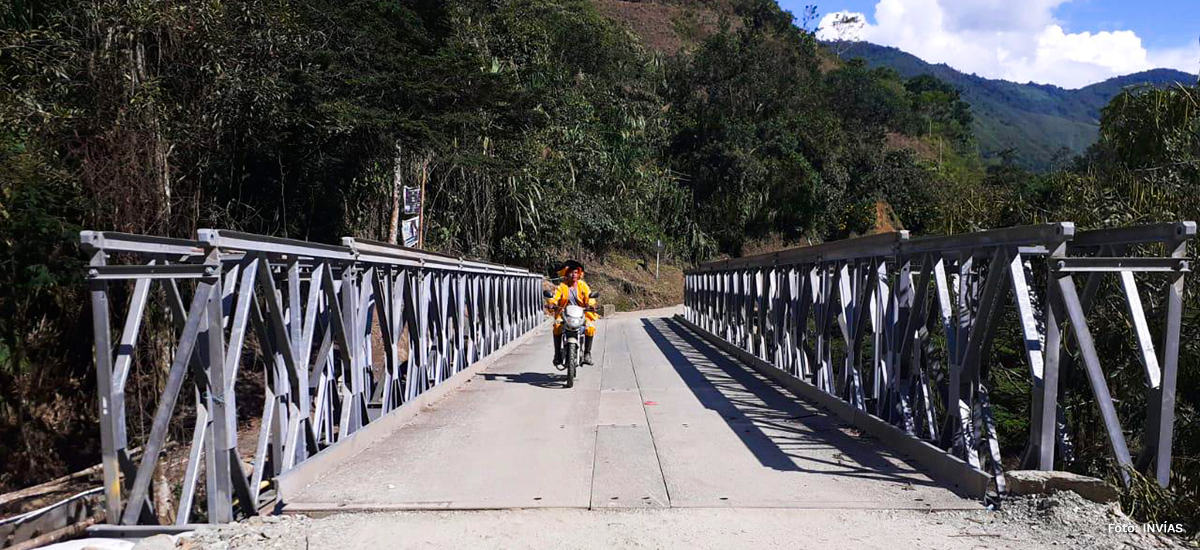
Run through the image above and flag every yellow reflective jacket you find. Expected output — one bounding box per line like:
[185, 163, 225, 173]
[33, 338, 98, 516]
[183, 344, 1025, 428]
[546, 280, 599, 321]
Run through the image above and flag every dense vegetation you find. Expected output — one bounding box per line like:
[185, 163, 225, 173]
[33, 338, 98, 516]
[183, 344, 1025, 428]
[2, 0, 1197, 536]
[835, 41, 1197, 171]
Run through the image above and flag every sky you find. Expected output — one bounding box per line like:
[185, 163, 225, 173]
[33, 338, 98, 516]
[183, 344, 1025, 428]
[777, 0, 1200, 88]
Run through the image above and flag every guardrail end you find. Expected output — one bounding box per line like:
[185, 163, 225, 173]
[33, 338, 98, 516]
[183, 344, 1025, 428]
[1178, 221, 1197, 238]
[196, 228, 220, 249]
[79, 231, 101, 252]
[1058, 221, 1075, 239]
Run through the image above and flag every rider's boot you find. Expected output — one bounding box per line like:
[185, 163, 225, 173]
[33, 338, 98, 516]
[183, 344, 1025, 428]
[553, 332, 564, 366]
[582, 334, 594, 365]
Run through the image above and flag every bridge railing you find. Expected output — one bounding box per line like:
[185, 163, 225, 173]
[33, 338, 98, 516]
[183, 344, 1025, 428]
[81, 229, 543, 526]
[684, 222, 1193, 495]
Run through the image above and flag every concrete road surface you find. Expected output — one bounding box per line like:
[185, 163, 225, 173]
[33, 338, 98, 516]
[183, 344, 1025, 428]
[283, 307, 974, 513]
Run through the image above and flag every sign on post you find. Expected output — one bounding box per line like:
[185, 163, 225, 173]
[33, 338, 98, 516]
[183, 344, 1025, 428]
[402, 218, 420, 247]
[403, 186, 422, 216]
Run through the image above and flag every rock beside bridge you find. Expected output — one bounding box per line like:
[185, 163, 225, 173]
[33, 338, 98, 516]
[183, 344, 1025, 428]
[1006, 470, 1119, 503]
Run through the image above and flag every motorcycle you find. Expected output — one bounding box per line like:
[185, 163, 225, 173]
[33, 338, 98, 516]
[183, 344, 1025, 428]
[545, 290, 599, 388]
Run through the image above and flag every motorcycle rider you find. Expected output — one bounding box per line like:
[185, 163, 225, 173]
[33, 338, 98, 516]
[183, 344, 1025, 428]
[545, 260, 599, 367]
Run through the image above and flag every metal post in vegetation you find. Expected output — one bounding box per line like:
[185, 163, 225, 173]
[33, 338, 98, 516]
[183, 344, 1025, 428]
[81, 230, 543, 527]
[683, 222, 1194, 494]
[656, 239, 662, 281]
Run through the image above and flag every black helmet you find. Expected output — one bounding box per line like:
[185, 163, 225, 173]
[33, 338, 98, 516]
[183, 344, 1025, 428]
[556, 259, 585, 277]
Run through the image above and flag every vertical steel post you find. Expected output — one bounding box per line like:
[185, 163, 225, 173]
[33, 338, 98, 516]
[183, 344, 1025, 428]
[87, 247, 123, 522]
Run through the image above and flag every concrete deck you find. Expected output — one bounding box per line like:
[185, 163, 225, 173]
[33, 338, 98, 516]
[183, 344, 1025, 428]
[282, 308, 978, 513]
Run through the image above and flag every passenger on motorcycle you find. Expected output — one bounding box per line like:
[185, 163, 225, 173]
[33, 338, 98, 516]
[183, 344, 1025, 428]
[545, 260, 599, 366]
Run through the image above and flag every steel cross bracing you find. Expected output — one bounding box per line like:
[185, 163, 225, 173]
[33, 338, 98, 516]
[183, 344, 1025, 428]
[684, 222, 1194, 494]
[81, 229, 543, 526]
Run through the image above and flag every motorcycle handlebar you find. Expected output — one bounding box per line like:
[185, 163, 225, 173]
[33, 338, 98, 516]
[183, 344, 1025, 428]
[545, 305, 599, 314]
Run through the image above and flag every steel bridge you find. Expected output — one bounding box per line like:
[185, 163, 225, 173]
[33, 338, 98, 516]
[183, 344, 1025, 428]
[70, 222, 1191, 533]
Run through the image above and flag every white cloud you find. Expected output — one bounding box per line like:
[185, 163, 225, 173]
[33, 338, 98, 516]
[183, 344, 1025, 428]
[816, 0, 1200, 88]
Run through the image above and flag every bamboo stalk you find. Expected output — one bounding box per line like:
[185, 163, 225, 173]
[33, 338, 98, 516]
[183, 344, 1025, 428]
[0, 447, 143, 508]
[7, 515, 101, 550]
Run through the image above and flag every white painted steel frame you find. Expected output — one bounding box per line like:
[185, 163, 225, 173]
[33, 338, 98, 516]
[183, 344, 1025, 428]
[81, 230, 542, 526]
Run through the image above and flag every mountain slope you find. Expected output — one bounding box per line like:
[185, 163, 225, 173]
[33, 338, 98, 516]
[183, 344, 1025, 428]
[590, 0, 733, 53]
[834, 42, 1197, 170]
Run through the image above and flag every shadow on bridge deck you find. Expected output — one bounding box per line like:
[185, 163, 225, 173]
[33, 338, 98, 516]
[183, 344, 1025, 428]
[641, 317, 942, 488]
[280, 308, 977, 514]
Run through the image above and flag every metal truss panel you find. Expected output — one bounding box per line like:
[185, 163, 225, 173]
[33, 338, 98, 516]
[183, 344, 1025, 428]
[683, 222, 1192, 494]
[81, 229, 545, 526]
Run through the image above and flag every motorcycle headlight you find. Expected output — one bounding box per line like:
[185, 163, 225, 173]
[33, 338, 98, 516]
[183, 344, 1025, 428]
[565, 316, 584, 329]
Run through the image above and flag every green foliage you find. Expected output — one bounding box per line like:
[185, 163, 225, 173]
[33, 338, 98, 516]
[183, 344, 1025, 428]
[904, 73, 974, 148]
[664, 15, 827, 253]
[1100, 85, 1199, 178]
[665, 10, 952, 250]
[824, 60, 911, 137]
[0, 4, 96, 486]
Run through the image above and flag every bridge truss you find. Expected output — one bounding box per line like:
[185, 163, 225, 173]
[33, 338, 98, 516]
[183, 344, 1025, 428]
[81, 230, 543, 526]
[684, 223, 1193, 495]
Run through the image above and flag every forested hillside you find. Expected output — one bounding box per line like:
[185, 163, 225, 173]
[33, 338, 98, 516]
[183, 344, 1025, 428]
[832, 41, 1197, 170]
[2, 0, 1198, 535]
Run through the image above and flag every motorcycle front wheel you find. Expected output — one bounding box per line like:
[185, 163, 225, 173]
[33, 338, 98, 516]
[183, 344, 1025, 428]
[564, 342, 577, 388]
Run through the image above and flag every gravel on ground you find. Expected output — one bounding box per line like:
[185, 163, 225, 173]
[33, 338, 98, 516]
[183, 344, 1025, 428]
[137, 491, 1190, 550]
